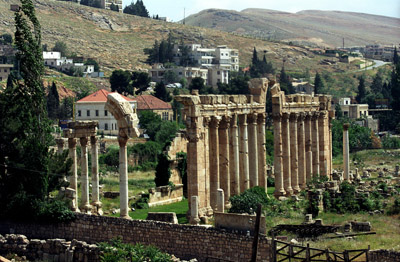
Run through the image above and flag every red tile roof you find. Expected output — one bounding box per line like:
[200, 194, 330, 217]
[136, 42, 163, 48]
[77, 89, 135, 102]
[133, 95, 172, 110]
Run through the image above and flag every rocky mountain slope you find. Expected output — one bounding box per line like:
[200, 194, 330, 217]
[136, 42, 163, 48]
[0, 0, 350, 74]
[185, 8, 400, 47]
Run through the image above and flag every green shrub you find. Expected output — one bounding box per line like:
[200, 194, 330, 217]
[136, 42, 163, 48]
[387, 197, 400, 215]
[382, 136, 400, 149]
[132, 196, 149, 210]
[267, 177, 275, 187]
[99, 238, 172, 262]
[229, 186, 268, 214]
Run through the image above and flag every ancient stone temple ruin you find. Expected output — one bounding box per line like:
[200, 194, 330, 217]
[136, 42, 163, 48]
[63, 121, 102, 214]
[105, 93, 140, 219]
[271, 86, 335, 197]
[176, 78, 270, 219]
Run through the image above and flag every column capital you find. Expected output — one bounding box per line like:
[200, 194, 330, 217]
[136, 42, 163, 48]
[210, 116, 221, 129]
[318, 111, 327, 119]
[257, 113, 267, 125]
[247, 113, 258, 124]
[68, 137, 77, 148]
[311, 111, 320, 120]
[289, 112, 298, 122]
[80, 137, 88, 147]
[118, 135, 128, 147]
[305, 112, 312, 121]
[282, 112, 290, 121]
[238, 114, 248, 126]
[220, 116, 231, 129]
[203, 116, 211, 128]
[298, 112, 306, 122]
[56, 138, 65, 147]
[230, 114, 238, 128]
[272, 113, 281, 122]
[90, 136, 98, 145]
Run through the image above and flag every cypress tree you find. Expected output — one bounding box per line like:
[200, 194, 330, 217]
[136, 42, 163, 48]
[356, 76, 367, 104]
[47, 81, 60, 119]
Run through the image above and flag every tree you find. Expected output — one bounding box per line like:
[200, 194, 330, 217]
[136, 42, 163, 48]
[110, 69, 132, 95]
[154, 81, 171, 102]
[0, 0, 72, 221]
[52, 41, 68, 57]
[335, 103, 343, 119]
[47, 82, 60, 119]
[123, 0, 149, 17]
[279, 67, 295, 94]
[84, 58, 100, 72]
[356, 76, 367, 104]
[132, 71, 151, 95]
[391, 49, 400, 112]
[371, 72, 383, 94]
[189, 76, 211, 94]
[110, 3, 119, 12]
[0, 33, 12, 45]
[163, 70, 179, 84]
[314, 72, 324, 95]
[393, 47, 399, 65]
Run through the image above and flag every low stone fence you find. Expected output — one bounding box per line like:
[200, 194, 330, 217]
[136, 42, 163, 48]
[147, 185, 184, 207]
[0, 234, 99, 262]
[369, 249, 400, 262]
[214, 212, 267, 235]
[0, 214, 271, 262]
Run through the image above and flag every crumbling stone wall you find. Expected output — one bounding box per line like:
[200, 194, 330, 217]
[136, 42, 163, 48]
[368, 249, 400, 262]
[0, 234, 100, 262]
[0, 214, 271, 262]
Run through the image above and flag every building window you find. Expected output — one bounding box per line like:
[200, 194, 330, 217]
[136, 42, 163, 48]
[162, 112, 169, 121]
[96, 110, 99, 117]
[104, 123, 108, 130]
[87, 110, 90, 117]
[104, 110, 108, 116]
[217, 71, 220, 75]
[4, 69, 7, 72]
[78, 110, 81, 117]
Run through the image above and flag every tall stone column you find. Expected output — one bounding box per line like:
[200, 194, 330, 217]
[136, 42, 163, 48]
[238, 114, 249, 192]
[343, 123, 350, 181]
[80, 137, 91, 213]
[304, 114, 313, 184]
[273, 114, 285, 197]
[282, 113, 293, 195]
[290, 113, 300, 194]
[229, 114, 240, 196]
[329, 121, 333, 177]
[318, 112, 329, 177]
[68, 138, 79, 212]
[219, 116, 230, 207]
[248, 113, 258, 188]
[257, 113, 267, 189]
[91, 136, 102, 215]
[209, 117, 220, 210]
[56, 138, 64, 155]
[297, 113, 306, 190]
[203, 117, 211, 214]
[118, 135, 130, 219]
[311, 112, 320, 177]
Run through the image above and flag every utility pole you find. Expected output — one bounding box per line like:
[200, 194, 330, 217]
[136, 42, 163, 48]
[183, 8, 185, 25]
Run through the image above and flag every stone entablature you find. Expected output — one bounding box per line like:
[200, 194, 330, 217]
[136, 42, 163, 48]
[176, 78, 269, 219]
[271, 86, 334, 197]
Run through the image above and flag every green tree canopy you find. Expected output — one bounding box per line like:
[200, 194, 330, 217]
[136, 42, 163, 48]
[123, 0, 149, 17]
[0, 33, 12, 45]
[84, 58, 100, 72]
[52, 41, 68, 57]
[132, 71, 151, 95]
[314, 72, 324, 95]
[47, 81, 60, 119]
[154, 81, 171, 102]
[356, 76, 367, 104]
[110, 69, 132, 95]
[279, 67, 295, 94]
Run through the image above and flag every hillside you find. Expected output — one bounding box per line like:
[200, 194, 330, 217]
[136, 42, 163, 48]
[0, 0, 359, 76]
[185, 8, 400, 48]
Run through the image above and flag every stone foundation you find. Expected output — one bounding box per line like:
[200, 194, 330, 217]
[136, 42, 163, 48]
[0, 214, 271, 262]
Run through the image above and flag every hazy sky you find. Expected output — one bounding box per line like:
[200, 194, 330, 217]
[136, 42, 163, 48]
[122, 0, 400, 21]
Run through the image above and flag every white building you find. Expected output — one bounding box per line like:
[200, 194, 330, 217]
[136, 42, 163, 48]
[75, 89, 137, 135]
[43, 51, 61, 67]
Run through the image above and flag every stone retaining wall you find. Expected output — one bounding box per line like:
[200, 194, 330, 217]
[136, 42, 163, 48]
[0, 214, 271, 262]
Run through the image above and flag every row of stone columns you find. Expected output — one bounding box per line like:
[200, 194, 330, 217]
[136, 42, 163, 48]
[205, 113, 266, 210]
[58, 135, 102, 215]
[274, 111, 332, 197]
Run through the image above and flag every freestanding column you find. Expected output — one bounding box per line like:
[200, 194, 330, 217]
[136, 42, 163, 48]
[343, 123, 350, 181]
[273, 114, 285, 197]
[230, 114, 240, 196]
[290, 113, 300, 194]
[257, 113, 267, 189]
[219, 116, 230, 207]
[68, 138, 79, 212]
[210, 117, 220, 210]
[239, 114, 250, 192]
[297, 113, 306, 190]
[318, 112, 329, 177]
[203, 117, 211, 214]
[56, 138, 64, 155]
[118, 135, 130, 219]
[80, 137, 91, 213]
[91, 136, 102, 215]
[305, 114, 313, 184]
[248, 113, 259, 188]
[282, 113, 293, 195]
[329, 121, 333, 177]
[311, 112, 320, 176]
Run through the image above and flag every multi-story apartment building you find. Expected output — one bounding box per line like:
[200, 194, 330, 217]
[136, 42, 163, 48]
[364, 45, 398, 62]
[101, 0, 122, 12]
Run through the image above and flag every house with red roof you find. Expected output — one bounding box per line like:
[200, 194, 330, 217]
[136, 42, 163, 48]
[75, 89, 137, 135]
[134, 95, 173, 121]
